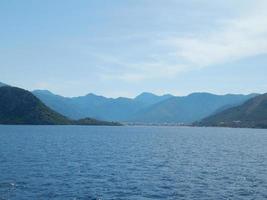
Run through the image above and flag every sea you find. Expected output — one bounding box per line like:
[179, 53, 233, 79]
[0, 126, 267, 200]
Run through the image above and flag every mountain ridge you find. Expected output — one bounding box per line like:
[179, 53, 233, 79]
[33, 89, 258, 123]
[134, 92, 173, 106]
[129, 93, 258, 123]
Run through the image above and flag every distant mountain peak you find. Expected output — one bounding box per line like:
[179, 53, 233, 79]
[187, 92, 215, 97]
[81, 93, 110, 103]
[134, 92, 174, 107]
[135, 92, 173, 100]
[136, 92, 158, 98]
[85, 92, 97, 97]
[33, 89, 54, 96]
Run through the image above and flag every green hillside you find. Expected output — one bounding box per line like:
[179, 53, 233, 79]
[197, 93, 267, 128]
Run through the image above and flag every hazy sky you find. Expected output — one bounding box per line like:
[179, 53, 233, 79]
[1, 0, 267, 97]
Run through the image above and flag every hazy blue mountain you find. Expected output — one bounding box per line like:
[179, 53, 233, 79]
[33, 90, 83, 119]
[94, 97, 145, 121]
[33, 90, 257, 123]
[130, 93, 258, 124]
[135, 92, 173, 106]
[0, 86, 120, 125]
[197, 93, 267, 128]
[33, 90, 170, 121]
[33, 90, 114, 120]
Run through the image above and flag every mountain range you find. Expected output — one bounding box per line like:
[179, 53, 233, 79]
[0, 86, 120, 125]
[197, 93, 267, 128]
[1, 81, 267, 128]
[33, 90, 257, 124]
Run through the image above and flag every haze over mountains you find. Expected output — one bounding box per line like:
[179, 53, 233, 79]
[33, 89, 257, 124]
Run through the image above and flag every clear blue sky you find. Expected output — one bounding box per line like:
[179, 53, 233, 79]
[1, 0, 267, 97]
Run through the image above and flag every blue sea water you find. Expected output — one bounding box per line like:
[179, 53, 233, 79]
[0, 126, 267, 200]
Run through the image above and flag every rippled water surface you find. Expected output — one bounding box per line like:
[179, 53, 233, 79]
[0, 126, 267, 200]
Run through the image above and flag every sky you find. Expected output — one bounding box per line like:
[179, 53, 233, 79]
[0, 0, 267, 97]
